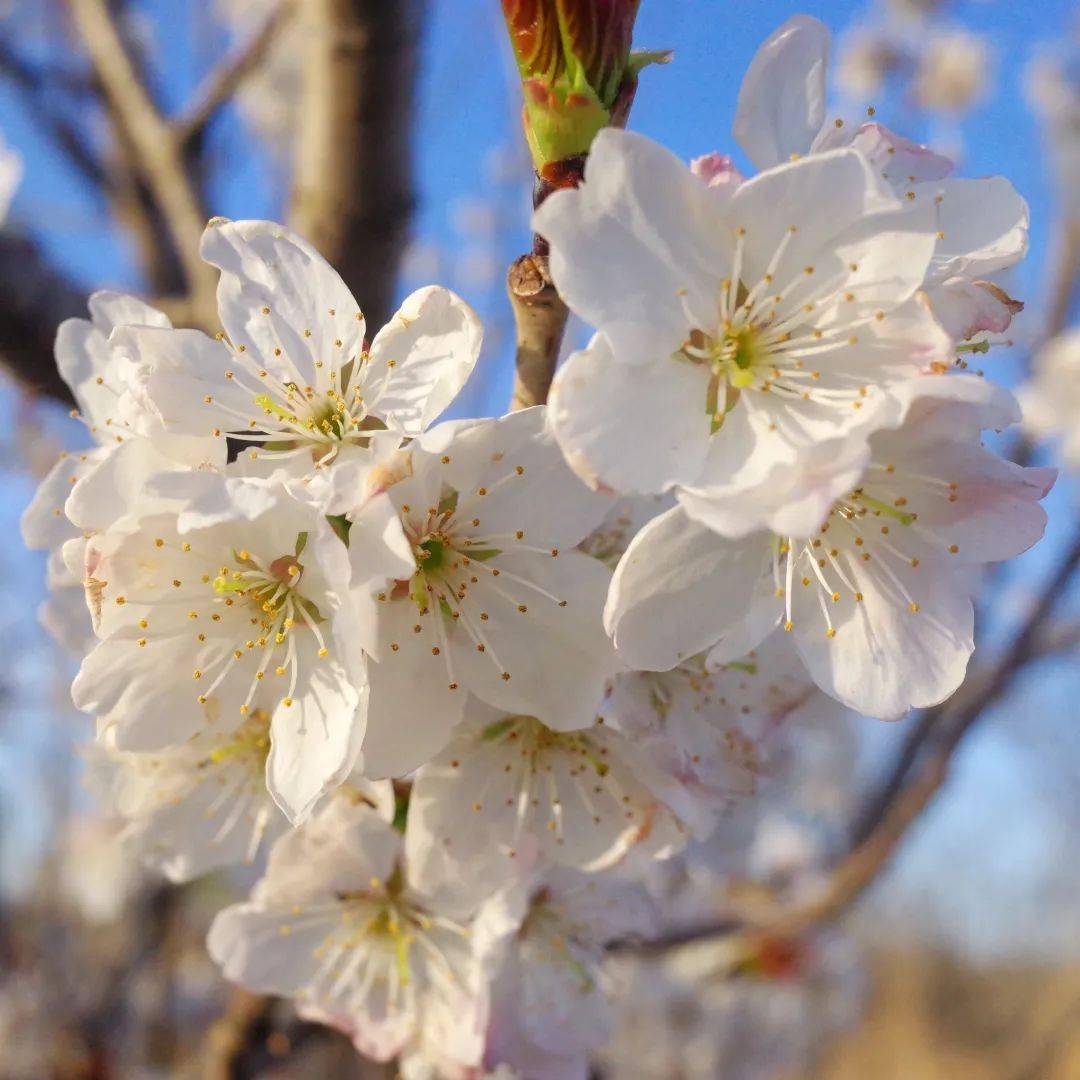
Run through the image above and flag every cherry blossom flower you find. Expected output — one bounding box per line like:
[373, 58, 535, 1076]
[607, 378, 1054, 718]
[20, 292, 223, 652]
[475, 865, 654, 1080]
[733, 15, 1026, 348]
[535, 127, 952, 534]
[351, 407, 621, 778]
[1020, 328, 1080, 469]
[404, 696, 687, 905]
[87, 718, 394, 883]
[208, 795, 485, 1069]
[70, 473, 401, 823]
[115, 218, 481, 501]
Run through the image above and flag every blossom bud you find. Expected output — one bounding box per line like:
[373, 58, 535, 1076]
[501, 0, 668, 176]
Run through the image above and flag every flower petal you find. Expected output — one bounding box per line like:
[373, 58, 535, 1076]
[533, 128, 729, 366]
[549, 334, 711, 494]
[361, 286, 482, 434]
[733, 15, 830, 170]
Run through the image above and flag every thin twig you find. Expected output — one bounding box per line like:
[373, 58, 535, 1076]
[65, 0, 215, 315]
[619, 526, 1080, 954]
[175, 2, 294, 148]
[507, 253, 570, 411]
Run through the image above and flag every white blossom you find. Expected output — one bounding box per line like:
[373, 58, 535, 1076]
[537, 129, 952, 538]
[351, 407, 621, 778]
[70, 472, 400, 823]
[404, 696, 687, 906]
[607, 378, 1053, 718]
[115, 218, 481, 506]
[733, 16, 1026, 348]
[475, 865, 654, 1080]
[208, 795, 485, 1068]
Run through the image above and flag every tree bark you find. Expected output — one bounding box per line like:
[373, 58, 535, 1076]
[289, 0, 426, 334]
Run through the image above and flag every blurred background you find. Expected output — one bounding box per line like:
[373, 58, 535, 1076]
[1, 0, 1079, 1076]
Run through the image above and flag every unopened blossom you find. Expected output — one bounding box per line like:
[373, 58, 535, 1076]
[352, 407, 621, 778]
[71, 473, 400, 823]
[475, 865, 654, 1080]
[1020, 328, 1080, 469]
[209, 796, 485, 1068]
[734, 16, 1027, 348]
[607, 378, 1054, 718]
[405, 696, 686, 905]
[536, 126, 952, 536]
[115, 219, 481, 503]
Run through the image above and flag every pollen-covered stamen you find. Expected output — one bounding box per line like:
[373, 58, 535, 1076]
[775, 464, 967, 638]
[475, 714, 667, 853]
[277, 867, 467, 1002]
[678, 225, 882, 426]
[204, 315, 391, 458]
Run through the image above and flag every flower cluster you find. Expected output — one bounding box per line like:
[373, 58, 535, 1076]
[22, 15, 1052, 1077]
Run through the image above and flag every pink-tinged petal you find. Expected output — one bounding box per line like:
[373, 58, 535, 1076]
[848, 122, 954, 187]
[549, 335, 711, 495]
[734, 15, 830, 170]
[690, 152, 744, 192]
[928, 277, 1024, 341]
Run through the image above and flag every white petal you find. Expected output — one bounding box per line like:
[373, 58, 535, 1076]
[734, 15, 831, 170]
[606, 506, 774, 670]
[432, 407, 613, 547]
[361, 286, 482, 434]
[201, 218, 364, 391]
[452, 550, 620, 731]
[533, 128, 729, 366]
[793, 559, 973, 719]
[21, 447, 106, 550]
[266, 653, 365, 824]
[927, 277, 1023, 341]
[362, 600, 468, 778]
[925, 177, 1029, 284]
[549, 335, 711, 494]
[87, 290, 171, 333]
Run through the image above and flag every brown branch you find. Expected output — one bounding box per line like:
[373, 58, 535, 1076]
[620, 526, 1080, 955]
[289, 0, 426, 333]
[0, 234, 86, 406]
[175, 2, 294, 148]
[65, 0, 215, 316]
[508, 253, 570, 411]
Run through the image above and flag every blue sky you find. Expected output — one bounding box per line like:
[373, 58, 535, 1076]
[1, 0, 1078, 952]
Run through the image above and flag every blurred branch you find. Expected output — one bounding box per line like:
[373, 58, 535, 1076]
[1044, 218, 1080, 343]
[0, 38, 106, 186]
[65, 0, 216, 315]
[289, 0, 426, 332]
[176, 2, 294, 149]
[0, 234, 84, 405]
[508, 253, 570, 411]
[621, 526, 1080, 955]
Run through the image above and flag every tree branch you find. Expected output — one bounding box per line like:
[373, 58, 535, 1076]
[175, 2, 294, 148]
[65, 0, 216, 315]
[0, 234, 86, 405]
[289, 0, 426, 333]
[507, 253, 570, 411]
